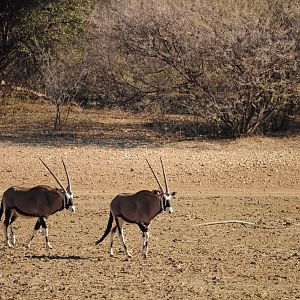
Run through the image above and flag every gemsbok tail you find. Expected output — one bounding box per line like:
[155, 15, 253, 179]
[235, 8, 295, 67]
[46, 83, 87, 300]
[95, 211, 114, 245]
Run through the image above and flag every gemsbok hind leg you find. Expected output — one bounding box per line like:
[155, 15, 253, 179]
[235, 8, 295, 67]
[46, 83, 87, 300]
[27, 219, 42, 248]
[115, 217, 132, 258]
[9, 215, 17, 246]
[3, 209, 13, 247]
[109, 225, 117, 257]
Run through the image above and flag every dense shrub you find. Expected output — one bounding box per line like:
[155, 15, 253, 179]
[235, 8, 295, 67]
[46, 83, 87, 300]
[1, 0, 299, 136]
[87, 0, 300, 136]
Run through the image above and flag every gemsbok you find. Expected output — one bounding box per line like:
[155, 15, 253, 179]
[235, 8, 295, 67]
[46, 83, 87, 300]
[0, 158, 75, 249]
[95, 157, 176, 258]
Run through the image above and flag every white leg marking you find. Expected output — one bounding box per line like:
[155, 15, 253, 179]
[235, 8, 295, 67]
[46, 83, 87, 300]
[142, 232, 150, 258]
[27, 229, 38, 248]
[142, 234, 146, 255]
[141, 235, 144, 254]
[10, 226, 16, 245]
[109, 226, 117, 257]
[3, 224, 12, 248]
[44, 228, 53, 250]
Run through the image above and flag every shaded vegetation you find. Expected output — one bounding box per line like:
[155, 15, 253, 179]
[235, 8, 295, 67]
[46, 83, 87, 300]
[0, 99, 298, 148]
[0, 0, 299, 138]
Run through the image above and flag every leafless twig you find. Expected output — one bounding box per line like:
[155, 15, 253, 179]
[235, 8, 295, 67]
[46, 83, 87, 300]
[193, 220, 256, 227]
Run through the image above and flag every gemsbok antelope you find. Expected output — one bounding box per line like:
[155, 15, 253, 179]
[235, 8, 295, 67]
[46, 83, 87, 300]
[0, 158, 75, 249]
[95, 157, 176, 258]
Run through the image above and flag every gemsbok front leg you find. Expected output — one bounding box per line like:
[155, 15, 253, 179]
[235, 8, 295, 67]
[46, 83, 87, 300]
[26, 217, 52, 249]
[27, 219, 42, 248]
[40, 217, 52, 250]
[138, 223, 150, 258]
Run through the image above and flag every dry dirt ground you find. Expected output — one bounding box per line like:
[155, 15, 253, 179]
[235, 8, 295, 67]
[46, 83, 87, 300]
[0, 105, 299, 299]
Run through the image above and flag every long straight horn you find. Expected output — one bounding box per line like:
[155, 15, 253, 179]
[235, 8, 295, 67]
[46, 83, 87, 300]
[160, 156, 169, 193]
[62, 159, 71, 192]
[38, 158, 66, 192]
[145, 158, 164, 192]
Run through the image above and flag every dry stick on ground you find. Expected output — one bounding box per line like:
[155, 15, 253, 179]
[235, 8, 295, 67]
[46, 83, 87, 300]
[193, 220, 256, 226]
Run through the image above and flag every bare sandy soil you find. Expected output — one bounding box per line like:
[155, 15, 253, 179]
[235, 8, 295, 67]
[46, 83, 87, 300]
[0, 128, 299, 299]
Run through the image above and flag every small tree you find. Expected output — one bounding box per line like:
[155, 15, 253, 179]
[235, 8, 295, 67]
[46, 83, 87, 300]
[39, 49, 87, 130]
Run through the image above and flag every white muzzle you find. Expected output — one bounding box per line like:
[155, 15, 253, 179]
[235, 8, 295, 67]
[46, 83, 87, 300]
[165, 206, 173, 214]
[68, 206, 76, 213]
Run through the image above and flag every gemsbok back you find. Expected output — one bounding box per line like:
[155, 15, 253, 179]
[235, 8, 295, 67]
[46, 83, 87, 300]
[95, 157, 176, 258]
[0, 158, 75, 249]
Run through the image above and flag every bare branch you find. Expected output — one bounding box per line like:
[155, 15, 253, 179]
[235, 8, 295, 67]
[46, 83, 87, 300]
[193, 220, 256, 227]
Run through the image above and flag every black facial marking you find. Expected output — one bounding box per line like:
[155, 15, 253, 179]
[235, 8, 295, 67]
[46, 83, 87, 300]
[65, 195, 69, 209]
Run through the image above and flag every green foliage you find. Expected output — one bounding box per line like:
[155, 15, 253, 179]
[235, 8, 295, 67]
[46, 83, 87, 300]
[20, 1, 93, 48]
[0, 0, 94, 82]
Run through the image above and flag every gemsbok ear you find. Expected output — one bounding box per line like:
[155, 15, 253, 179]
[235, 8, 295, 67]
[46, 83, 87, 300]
[153, 190, 162, 195]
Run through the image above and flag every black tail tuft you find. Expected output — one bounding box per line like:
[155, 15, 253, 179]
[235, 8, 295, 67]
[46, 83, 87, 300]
[95, 212, 114, 245]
